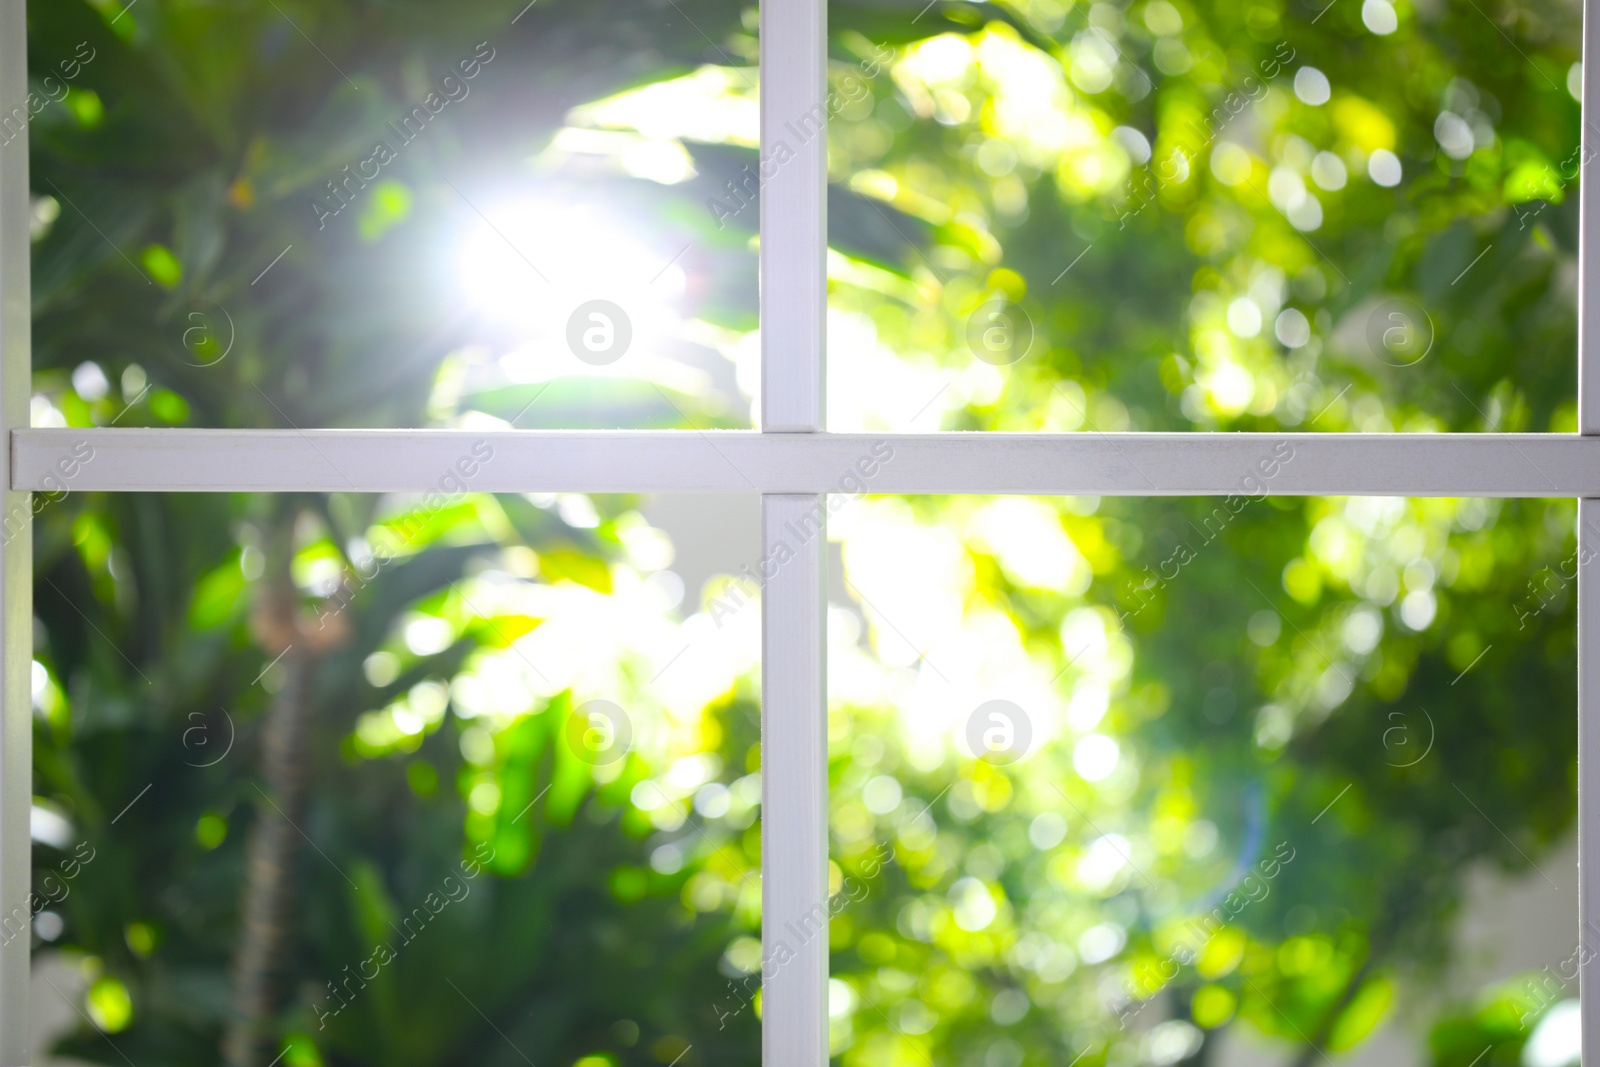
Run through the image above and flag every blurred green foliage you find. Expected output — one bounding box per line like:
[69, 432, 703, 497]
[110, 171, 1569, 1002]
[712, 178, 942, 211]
[21, 0, 1588, 1065]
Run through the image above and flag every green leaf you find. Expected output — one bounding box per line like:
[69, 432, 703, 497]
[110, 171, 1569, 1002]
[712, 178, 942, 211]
[1329, 977, 1396, 1052]
[187, 553, 245, 629]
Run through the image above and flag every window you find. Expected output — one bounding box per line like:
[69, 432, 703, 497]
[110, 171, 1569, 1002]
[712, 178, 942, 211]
[4, 0, 1595, 1064]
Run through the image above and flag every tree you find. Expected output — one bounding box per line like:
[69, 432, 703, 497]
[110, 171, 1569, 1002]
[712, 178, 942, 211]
[816, 0, 1583, 1063]
[23, 0, 1584, 1065]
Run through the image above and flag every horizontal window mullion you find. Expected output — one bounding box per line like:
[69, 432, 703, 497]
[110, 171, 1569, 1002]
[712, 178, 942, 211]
[12, 428, 1600, 498]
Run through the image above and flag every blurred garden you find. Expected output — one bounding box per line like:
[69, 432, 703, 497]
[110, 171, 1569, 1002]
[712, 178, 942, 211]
[18, 0, 1590, 1064]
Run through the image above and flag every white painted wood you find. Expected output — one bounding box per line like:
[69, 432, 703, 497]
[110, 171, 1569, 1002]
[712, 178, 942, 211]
[759, 0, 826, 432]
[0, 0, 30, 1059]
[1580, 4, 1599, 1050]
[759, 3, 829, 1053]
[1583, 0, 1600, 434]
[760, 494, 827, 1067]
[1581, 500, 1600, 1066]
[15, 428, 1600, 497]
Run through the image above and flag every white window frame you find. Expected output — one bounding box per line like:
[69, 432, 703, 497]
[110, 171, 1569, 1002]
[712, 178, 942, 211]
[3, 1, 1600, 1062]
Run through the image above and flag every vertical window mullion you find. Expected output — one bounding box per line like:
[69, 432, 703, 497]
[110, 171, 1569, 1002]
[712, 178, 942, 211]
[760, 0, 829, 1060]
[0, 0, 33, 1058]
[760, 0, 826, 434]
[1579, 0, 1599, 1054]
[760, 494, 828, 1065]
[1584, 0, 1600, 435]
[1581, 500, 1599, 1047]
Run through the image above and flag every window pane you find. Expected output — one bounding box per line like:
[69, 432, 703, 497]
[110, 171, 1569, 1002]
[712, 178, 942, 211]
[827, 492, 1576, 1064]
[27, 2, 757, 431]
[30, 488, 760, 1065]
[826, 3, 1580, 434]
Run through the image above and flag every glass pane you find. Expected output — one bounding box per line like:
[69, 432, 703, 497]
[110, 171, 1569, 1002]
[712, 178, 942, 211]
[827, 492, 1576, 1065]
[30, 488, 761, 1065]
[26, 1, 757, 431]
[826, 2, 1580, 434]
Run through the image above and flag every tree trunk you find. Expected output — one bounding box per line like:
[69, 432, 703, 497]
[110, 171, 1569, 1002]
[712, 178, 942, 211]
[223, 522, 324, 1067]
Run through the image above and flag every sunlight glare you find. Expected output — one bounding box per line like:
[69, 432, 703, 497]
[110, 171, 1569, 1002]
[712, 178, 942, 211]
[455, 195, 687, 372]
